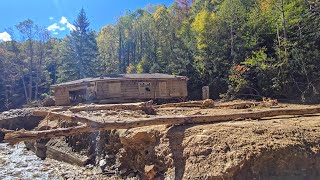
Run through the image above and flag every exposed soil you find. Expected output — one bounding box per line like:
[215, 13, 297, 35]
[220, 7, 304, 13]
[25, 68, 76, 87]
[1, 102, 320, 179]
[115, 115, 320, 179]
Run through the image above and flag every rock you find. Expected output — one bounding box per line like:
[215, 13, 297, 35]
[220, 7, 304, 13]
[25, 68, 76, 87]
[94, 167, 103, 174]
[86, 164, 94, 169]
[105, 154, 115, 159]
[99, 159, 107, 167]
[120, 168, 127, 175]
[202, 99, 214, 107]
[20, 163, 28, 168]
[42, 96, 55, 107]
[127, 172, 135, 178]
[144, 165, 157, 180]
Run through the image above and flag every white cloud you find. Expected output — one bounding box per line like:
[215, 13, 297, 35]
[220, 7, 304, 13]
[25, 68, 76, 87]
[47, 23, 60, 31]
[47, 16, 76, 33]
[53, 32, 59, 35]
[49, 17, 54, 20]
[59, 16, 68, 24]
[59, 16, 76, 31]
[66, 22, 76, 31]
[0, 32, 12, 42]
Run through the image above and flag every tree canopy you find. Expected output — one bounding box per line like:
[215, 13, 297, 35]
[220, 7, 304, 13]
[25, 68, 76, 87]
[0, 0, 319, 111]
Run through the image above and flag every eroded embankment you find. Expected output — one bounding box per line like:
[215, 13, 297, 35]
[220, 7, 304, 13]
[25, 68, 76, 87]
[0, 109, 43, 130]
[1, 104, 320, 179]
[115, 117, 320, 180]
[0, 109, 44, 142]
[40, 114, 320, 179]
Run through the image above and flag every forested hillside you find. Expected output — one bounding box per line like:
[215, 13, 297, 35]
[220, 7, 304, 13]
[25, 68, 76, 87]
[0, 0, 319, 111]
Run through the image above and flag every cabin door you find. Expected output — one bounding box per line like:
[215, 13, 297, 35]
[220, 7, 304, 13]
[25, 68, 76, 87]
[138, 82, 153, 98]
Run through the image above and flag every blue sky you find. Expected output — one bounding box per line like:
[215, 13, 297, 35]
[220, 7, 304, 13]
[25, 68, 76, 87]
[0, 0, 173, 40]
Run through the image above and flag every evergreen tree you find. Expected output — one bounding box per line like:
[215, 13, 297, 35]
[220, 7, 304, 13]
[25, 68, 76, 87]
[58, 8, 99, 82]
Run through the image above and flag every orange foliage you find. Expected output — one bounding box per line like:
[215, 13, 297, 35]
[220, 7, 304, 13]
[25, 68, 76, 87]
[260, 0, 272, 12]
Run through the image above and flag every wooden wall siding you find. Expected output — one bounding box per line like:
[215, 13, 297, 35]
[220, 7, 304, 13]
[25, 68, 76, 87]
[180, 80, 188, 97]
[96, 82, 109, 99]
[72, 78, 187, 102]
[108, 82, 121, 97]
[121, 81, 140, 98]
[158, 81, 167, 97]
[169, 80, 187, 97]
[54, 87, 70, 105]
[138, 82, 154, 98]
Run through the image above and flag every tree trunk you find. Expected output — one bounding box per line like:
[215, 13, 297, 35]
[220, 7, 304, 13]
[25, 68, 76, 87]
[279, 0, 288, 58]
[118, 28, 123, 73]
[280, 0, 287, 40]
[21, 76, 29, 104]
[28, 40, 34, 103]
[230, 23, 235, 65]
[34, 59, 39, 101]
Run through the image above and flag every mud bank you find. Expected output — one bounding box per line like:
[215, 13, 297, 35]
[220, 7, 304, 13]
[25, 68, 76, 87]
[1, 103, 320, 179]
[0, 109, 43, 130]
[114, 117, 320, 180]
[41, 116, 320, 179]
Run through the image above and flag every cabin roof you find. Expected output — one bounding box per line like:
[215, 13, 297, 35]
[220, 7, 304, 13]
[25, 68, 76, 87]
[51, 73, 187, 88]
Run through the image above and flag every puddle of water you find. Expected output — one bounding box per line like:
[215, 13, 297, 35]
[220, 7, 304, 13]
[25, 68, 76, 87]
[0, 143, 60, 180]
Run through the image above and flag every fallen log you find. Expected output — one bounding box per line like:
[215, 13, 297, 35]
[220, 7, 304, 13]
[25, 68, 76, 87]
[158, 100, 277, 109]
[3, 125, 90, 144]
[33, 101, 156, 117]
[3, 106, 320, 144]
[67, 101, 156, 114]
[50, 106, 71, 112]
[44, 112, 103, 127]
[158, 99, 214, 108]
[215, 102, 260, 109]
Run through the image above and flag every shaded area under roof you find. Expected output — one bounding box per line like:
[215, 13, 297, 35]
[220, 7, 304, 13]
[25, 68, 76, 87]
[51, 73, 187, 87]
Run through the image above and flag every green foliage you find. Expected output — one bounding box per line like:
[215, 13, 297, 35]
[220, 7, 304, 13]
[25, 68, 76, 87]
[243, 48, 269, 70]
[1, 0, 320, 111]
[58, 8, 99, 82]
[228, 65, 250, 92]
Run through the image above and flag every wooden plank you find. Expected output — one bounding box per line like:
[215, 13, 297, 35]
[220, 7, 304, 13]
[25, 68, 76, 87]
[46, 147, 87, 166]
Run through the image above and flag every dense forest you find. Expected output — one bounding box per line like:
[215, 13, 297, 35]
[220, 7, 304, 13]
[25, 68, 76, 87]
[0, 0, 319, 111]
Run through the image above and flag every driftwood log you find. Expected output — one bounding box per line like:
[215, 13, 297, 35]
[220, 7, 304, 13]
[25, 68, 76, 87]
[215, 102, 260, 109]
[68, 101, 155, 114]
[158, 99, 277, 109]
[33, 111, 102, 127]
[33, 101, 156, 115]
[158, 99, 215, 108]
[3, 106, 320, 144]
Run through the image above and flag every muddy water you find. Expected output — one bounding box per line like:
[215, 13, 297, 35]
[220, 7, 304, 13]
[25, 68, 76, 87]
[0, 143, 60, 180]
[0, 143, 111, 180]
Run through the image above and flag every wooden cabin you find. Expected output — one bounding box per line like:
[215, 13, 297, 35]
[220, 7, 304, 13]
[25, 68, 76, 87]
[51, 73, 188, 106]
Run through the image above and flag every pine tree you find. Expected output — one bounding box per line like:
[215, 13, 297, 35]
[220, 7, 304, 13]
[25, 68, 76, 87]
[58, 8, 99, 82]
